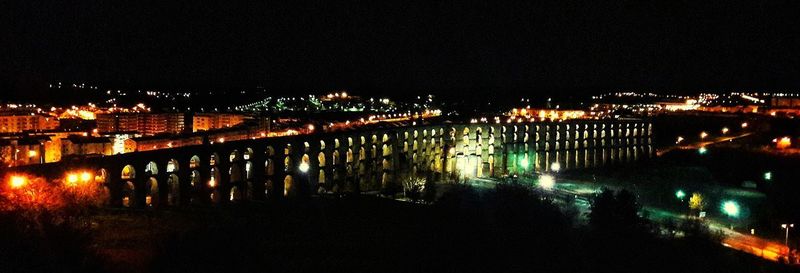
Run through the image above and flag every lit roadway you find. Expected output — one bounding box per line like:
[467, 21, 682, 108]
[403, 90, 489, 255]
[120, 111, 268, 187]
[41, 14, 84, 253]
[656, 132, 753, 156]
[465, 175, 792, 263]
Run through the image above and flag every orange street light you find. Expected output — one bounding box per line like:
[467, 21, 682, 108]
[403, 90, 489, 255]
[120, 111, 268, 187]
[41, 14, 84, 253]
[80, 171, 92, 182]
[66, 173, 79, 185]
[9, 175, 27, 189]
[700, 131, 708, 139]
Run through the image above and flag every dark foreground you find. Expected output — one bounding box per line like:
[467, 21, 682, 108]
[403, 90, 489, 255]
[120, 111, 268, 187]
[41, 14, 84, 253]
[1, 185, 798, 273]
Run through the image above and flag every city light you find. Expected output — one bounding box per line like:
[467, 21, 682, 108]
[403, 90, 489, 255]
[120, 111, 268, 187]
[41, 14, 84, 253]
[299, 162, 310, 173]
[741, 122, 748, 128]
[9, 175, 27, 189]
[722, 201, 740, 217]
[66, 173, 79, 185]
[764, 172, 772, 181]
[209, 177, 216, 187]
[80, 171, 92, 182]
[550, 162, 561, 172]
[675, 190, 686, 200]
[520, 156, 529, 170]
[698, 147, 707, 154]
[721, 127, 729, 134]
[28, 150, 37, 157]
[676, 136, 684, 144]
[539, 174, 555, 190]
[700, 131, 708, 139]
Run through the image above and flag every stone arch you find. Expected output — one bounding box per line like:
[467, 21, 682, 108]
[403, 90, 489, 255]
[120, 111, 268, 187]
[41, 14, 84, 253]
[166, 159, 179, 173]
[348, 137, 354, 147]
[318, 152, 326, 167]
[145, 161, 159, 176]
[229, 150, 240, 162]
[320, 140, 326, 150]
[284, 156, 292, 171]
[334, 138, 340, 149]
[190, 155, 201, 169]
[167, 173, 180, 206]
[122, 164, 136, 180]
[382, 134, 389, 143]
[266, 146, 275, 157]
[333, 150, 340, 165]
[382, 144, 391, 157]
[346, 149, 354, 163]
[284, 175, 294, 197]
[209, 166, 221, 203]
[145, 177, 159, 207]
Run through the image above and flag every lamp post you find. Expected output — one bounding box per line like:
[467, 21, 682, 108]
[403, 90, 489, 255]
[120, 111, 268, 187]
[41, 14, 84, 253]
[782, 224, 794, 247]
[721, 200, 740, 230]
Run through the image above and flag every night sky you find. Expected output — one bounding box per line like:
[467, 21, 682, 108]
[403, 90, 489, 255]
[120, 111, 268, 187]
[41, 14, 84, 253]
[1, 1, 799, 97]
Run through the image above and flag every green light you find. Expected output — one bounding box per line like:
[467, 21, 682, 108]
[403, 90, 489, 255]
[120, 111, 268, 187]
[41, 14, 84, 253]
[520, 157, 529, 170]
[698, 147, 708, 154]
[675, 190, 686, 199]
[722, 201, 740, 217]
[764, 172, 772, 181]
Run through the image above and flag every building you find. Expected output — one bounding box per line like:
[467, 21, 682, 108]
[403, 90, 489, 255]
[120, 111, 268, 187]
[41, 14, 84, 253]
[193, 113, 247, 132]
[61, 135, 113, 157]
[96, 113, 186, 135]
[0, 114, 59, 133]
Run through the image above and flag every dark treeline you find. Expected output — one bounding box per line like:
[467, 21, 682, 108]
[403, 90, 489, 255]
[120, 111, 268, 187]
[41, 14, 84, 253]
[1, 184, 796, 273]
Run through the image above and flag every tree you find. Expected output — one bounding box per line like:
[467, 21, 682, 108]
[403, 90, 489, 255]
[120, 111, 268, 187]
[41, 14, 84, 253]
[401, 174, 426, 203]
[688, 192, 705, 211]
[588, 188, 645, 234]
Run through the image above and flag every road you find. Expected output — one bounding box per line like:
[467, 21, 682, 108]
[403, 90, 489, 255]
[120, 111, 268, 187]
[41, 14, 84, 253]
[466, 175, 793, 263]
[656, 132, 753, 156]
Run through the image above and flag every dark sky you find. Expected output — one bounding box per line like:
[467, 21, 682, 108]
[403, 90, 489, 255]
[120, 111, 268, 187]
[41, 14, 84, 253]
[1, 1, 799, 97]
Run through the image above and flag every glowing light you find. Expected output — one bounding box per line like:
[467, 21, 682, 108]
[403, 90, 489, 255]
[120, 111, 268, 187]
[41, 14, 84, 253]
[298, 162, 310, 173]
[722, 201, 740, 217]
[550, 162, 561, 172]
[28, 150, 37, 157]
[676, 136, 684, 144]
[700, 131, 708, 139]
[520, 156, 529, 170]
[66, 173, 79, 185]
[777, 137, 791, 149]
[764, 172, 772, 181]
[675, 190, 686, 199]
[741, 122, 748, 128]
[80, 171, 92, 182]
[721, 127, 729, 134]
[209, 177, 216, 187]
[308, 124, 315, 131]
[698, 147, 708, 154]
[539, 175, 555, 190]
[9, 176, 27, 189]
[217, 137, 225, 143]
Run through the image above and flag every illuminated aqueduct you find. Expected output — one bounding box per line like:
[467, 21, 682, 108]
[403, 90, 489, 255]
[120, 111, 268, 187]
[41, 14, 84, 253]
[7, 119, 653, 208]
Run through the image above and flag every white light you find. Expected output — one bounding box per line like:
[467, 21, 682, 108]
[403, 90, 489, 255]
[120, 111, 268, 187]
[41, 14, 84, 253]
[298, 162, 310, 173]
[550, 162, 561, 172]
[539, 175, 555, 190]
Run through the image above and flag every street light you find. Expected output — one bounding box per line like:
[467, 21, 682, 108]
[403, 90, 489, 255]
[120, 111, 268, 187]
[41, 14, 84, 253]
[782, 224, 794, 247]
[721, 127, 729, 134]
[764, 172, 773, 181]
[741, 122, 748, 128]
[298, 162, 310, 173]
[539, 174, 555, 190]
[700, 131, 708, 139]
[9, 175, 27, 189]
[675, 190, 686, 200]
[698, 147, 708, 155]
[550, 162, 561, 172]
[722, 201, 740, 217]
[676, 136, 684, 144]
